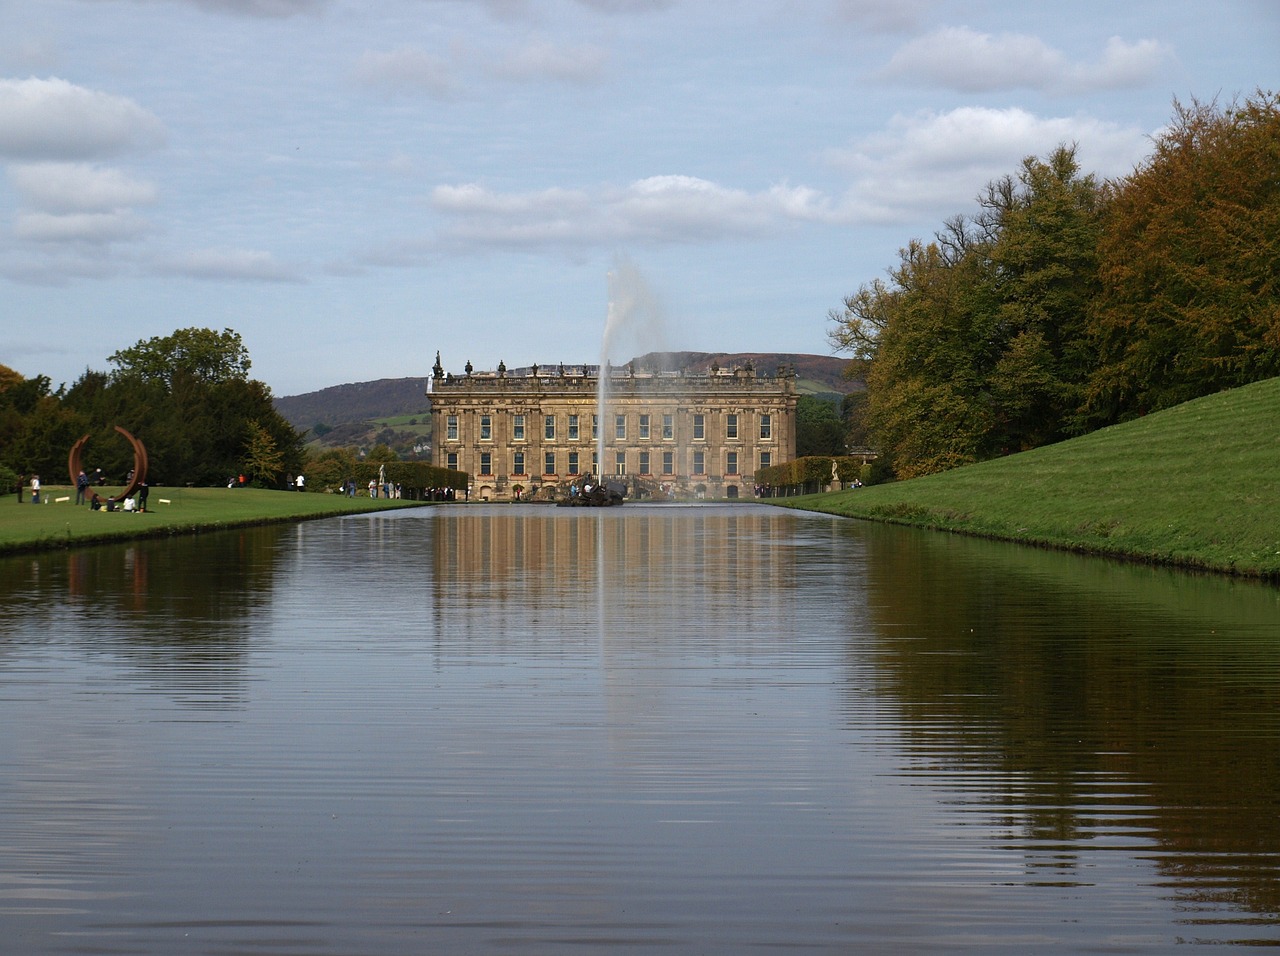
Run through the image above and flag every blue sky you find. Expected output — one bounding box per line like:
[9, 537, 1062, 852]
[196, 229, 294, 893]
[2, 0, 1277, 396]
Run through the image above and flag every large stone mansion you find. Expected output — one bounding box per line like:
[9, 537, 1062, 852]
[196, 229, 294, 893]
[428, 354, 798, 501]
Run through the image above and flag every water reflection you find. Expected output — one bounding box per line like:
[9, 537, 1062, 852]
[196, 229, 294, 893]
[1, 505, 1279, 952]
[851, 523, 1280, 938]
[0, 528, 284, 709]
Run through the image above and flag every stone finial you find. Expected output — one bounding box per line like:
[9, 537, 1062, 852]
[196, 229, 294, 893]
[432, 351, 444, 379]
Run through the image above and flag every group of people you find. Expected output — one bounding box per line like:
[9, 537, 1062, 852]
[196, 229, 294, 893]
[365, 478, 403, 499]
[16, 469, 147, 511]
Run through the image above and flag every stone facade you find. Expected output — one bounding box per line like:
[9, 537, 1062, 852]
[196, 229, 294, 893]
[428, 355, 798, 501]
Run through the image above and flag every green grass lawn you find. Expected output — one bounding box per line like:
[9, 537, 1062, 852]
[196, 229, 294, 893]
[0, 487, 428, 555]
[777, 376, 1280, 579]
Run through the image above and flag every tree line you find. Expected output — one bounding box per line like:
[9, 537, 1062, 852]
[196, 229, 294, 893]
[828, 91, 1280, 479]
[1, 328, 305, 491]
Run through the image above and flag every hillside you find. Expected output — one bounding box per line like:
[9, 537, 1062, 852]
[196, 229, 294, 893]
[274, 352, 857, 450]
[780, 376, 1280, 579]
[274, 377, 430, 431]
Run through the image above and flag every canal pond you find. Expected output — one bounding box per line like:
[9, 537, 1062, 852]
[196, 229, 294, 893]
[2, 502, 1279, 953]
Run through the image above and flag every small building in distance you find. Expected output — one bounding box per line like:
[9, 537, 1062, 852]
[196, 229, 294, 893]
[427, 354, 798, 501]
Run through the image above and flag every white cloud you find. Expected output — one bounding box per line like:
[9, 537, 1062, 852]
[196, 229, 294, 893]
[493, 38, 607, 84]
[14, 209, 150, 243]
[356, 36, 609, 96]
[9, 162, 157, 213]
[429, 175, 840, 248]
[881, 27, 1169, 93]
[408, 0, 672, 20]
[0, 77, 165, 160]
[826, 106, 1149, 223]
[1089, 36, 1169, 89]
[156, 248, 303, 282]
[0, 37, 61, 73]
[73, 0, 330, 17]
[0, 247, 121, 284]
[574, 0, 673, 13]
[6, 162, 157, 245]
[186, 0, 328, 14]
[354, 47, 454, 96]
[828, 0, 938, 34]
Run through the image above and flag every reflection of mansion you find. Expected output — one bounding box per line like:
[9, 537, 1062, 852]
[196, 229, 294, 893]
[427, 354, 798, 501]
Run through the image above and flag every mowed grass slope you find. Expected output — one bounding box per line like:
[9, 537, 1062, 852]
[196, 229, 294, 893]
[779, 376, 1280, 578]
[0, 487, 427, 555]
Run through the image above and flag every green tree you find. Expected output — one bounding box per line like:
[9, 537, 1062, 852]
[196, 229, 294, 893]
[796, 395, 847, 456]
[304, 447, 361, 491]
[108, 327, 251, 388]
[62, 329, 304, 487]
[841, 391, 872, 451]
[832, 146, 1104, 476]
[980, 146, 1102, 445]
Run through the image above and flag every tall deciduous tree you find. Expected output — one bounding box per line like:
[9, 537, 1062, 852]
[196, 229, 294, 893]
[243, 419, 286, 487]
[1085, 92, 1280, 424]
[862, 239, 999, 477]
[830, 146, 1104, 477]
[795, 395, 847, 457]
[61, 328, 304, 486]
[108, 327, 251, 388]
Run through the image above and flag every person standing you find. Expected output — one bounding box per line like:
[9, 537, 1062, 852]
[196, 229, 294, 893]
[76, 470, 89, 505]
[295, 473, 305, 492]
[137, 481, 149, 512]
[30, 474, 40, 504]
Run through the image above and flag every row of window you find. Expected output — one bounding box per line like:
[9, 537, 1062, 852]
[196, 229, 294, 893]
[448, 448, 773, 477]
[446, 411, 773, 443]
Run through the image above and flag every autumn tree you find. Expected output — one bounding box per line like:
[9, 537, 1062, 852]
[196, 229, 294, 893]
[860, 239, 1000, 477]
[243, 419, 286, 487]
[1084, 91, 1280, 425]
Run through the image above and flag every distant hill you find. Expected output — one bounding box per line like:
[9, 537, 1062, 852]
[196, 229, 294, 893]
[275, 378, 431, 431]
[274, 352, 857, 451]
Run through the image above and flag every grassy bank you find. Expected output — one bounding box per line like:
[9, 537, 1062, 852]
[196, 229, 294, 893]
[775, 376, 1280, 579]
[0, 487, 428, 555]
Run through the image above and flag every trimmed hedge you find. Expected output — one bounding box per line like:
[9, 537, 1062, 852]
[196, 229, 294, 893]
[304, 457, 468, 496]
[756, 456, 870, 492]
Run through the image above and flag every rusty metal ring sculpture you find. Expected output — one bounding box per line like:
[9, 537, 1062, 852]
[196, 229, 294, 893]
[68, 426, 149, 502]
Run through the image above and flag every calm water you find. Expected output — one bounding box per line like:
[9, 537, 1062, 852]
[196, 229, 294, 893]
[2, 503, 1279, 954]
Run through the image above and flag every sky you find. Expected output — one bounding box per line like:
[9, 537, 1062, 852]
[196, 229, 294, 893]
[1, 0, 1277, 397]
